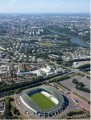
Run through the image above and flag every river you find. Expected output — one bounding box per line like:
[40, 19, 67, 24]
[70, 37, 90, 48]
[49, 29, 90, 48]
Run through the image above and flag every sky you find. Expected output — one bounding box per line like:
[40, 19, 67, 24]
[0, 0, 90, 13]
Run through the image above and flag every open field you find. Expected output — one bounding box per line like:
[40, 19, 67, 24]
[39, 42, 53, 47]
[30, 93, 55, 109]
[60, 75, 90, 100]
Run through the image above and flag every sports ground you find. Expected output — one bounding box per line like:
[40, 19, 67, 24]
[19, 85, 65, 114]
[30, 93, 55, 110]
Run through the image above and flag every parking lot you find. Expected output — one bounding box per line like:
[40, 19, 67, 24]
[60, 75, 90, 100]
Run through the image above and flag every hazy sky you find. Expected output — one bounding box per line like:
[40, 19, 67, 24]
[0, 0, 90, 13]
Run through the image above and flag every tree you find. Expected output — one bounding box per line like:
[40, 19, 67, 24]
[77, 82, 85, 87]
[14, 88, 21, 94]
[4, 97, 12, 119]
[11, 107, 17, 114]
[72, 79, 78, 84]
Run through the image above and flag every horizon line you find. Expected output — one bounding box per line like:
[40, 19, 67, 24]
[0, 12, 89, 14]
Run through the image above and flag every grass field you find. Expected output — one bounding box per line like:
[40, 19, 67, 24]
[39, 42, 53, 47]
[30, 93, 55, 109]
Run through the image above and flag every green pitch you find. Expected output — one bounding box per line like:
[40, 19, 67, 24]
[30, 93, 55, 109]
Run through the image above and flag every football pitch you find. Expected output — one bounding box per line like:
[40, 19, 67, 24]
[30, 93, 55, 109]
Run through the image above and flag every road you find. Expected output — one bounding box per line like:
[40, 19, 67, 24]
[50, 60, 89, 76]
[14, 95, 30, 119]
[69, 91, 90, 112]
[0, 95, 14, 101]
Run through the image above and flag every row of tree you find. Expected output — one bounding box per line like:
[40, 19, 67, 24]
[77, 64, 90, 69]
[4, 97, 12, 119]
[72, 79, 85, 87]
[52, 76, 70, 82]
[72, 79, 90, 93]
[75, 86, 90, 93]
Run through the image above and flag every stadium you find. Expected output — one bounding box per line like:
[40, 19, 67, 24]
[19, 85, 68, 118]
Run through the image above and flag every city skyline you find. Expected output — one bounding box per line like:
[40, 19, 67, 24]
[0, 0, 90, 14]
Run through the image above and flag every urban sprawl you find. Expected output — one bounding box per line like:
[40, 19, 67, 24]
[0, 14, 90, 119]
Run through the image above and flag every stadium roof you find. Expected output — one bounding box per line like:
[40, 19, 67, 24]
[20, 85, 64, 113]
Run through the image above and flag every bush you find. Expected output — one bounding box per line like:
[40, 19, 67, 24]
[67, 110, 84, 116]
[72, 79, 78, 84]
[14, 88, 21, 94]
[75, 86, 90, 93]
[11, 107, 17, 114]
